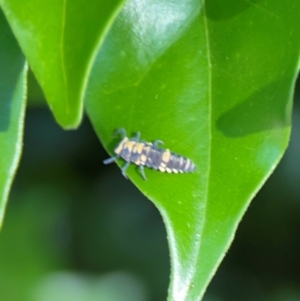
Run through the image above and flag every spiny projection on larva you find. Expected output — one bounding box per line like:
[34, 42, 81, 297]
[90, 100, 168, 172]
[104, 128, 196, 180]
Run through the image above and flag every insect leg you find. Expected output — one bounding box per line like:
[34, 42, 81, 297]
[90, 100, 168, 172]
[139, 165, 147, 181]
[114, 128, 127, 138]
[103, 156, 118, 164]
[135, 131, 141, 140]
[131, 131, 141, 142]
[121, 162, 130, 178]
[153, 140, 164, 149]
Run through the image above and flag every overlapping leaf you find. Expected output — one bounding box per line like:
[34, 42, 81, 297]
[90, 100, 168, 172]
[0, 0, 126, 128]
[0, 11, 27, 227]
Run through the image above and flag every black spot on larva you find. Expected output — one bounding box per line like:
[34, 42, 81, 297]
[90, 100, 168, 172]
[148, 149, 163, 168]
[130, 152, 139, 162]
[142, 145, 151, 157]
[121, 147, 130, 157]
[167, 154, 176, 170]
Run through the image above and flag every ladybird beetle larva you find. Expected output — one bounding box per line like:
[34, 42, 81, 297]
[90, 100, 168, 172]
[103, 128, 196, 180]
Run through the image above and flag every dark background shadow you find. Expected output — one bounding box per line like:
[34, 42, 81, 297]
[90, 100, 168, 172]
[216, 77, 293, 137]
[205, 0, 267, 21]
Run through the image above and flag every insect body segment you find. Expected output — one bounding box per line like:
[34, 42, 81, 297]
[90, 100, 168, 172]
[103, 128, 196, 180]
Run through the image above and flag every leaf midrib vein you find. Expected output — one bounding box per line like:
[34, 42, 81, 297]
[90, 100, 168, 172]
[185, 1, 212, 299]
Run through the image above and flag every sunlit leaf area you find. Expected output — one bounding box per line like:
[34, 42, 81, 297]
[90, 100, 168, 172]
[0, 70, 298, 301]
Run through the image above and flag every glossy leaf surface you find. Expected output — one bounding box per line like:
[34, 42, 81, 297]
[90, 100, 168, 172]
[85, 0, 300, 300]
[0, 11, 27, 227]
[0, 0, 125, 128]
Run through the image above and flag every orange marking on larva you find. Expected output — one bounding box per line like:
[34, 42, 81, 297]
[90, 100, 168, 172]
[162, 150, 171, 163]
[132, 143, 144, 165]
[125, 141, 135, 153]
[159, 162, 167, 168]
[159, 166, 166, 172]
[140, 154, 147, 164]
[115, 137, 128, 155]
[135, 143, 144, 154]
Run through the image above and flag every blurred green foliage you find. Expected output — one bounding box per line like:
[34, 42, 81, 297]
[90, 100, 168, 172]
[0, 0, 300, 300]
[0, 73, 299, 301]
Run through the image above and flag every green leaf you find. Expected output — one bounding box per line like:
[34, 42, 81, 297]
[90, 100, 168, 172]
[0, 0, 126, 129]
[0, 10, 27, 228]
[85, 0, 300, 300]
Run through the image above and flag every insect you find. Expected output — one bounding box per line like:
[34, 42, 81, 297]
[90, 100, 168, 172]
[103, 128, 196, 180]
